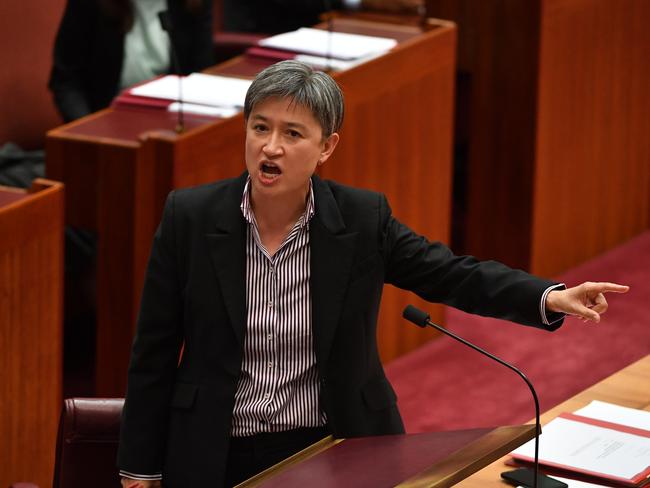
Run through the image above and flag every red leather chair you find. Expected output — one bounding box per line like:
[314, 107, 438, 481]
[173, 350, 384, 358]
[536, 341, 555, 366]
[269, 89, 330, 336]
[10, 398, 124, 488]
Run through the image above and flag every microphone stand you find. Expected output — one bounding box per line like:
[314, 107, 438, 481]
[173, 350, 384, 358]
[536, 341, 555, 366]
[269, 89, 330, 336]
[403, 305, 541, 488]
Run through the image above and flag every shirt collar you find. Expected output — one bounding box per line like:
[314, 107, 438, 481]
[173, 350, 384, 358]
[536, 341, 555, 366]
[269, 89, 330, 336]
[240, 176, 315, 229]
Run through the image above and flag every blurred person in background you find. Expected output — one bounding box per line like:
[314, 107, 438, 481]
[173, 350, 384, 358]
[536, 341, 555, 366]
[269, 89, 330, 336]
[223, 0, 424, 35]
[49, 0, 214, 122]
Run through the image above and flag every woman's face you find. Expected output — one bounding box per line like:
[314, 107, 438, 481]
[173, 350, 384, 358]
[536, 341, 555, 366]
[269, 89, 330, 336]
[245, 97, 339, 203]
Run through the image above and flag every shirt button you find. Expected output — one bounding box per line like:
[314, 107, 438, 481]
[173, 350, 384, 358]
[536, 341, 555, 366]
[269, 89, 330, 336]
[267, 361, 273, 368]
[264, 392, 270, 399]
[267, 334, 273, 341]
[267, 300, 273, 308]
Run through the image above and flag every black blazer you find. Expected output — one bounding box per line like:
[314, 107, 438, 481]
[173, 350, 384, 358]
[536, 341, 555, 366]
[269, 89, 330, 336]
[49, 0, 214, 122]
[118, 173, 561, 486]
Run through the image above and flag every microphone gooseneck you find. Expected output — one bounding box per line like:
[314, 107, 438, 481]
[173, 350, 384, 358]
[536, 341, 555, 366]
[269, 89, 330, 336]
[402, 305, 542, 488]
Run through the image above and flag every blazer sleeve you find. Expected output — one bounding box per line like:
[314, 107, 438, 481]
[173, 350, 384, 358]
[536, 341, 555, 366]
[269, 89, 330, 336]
[380, 195, 562, 329]
[118, 191, 185, 474]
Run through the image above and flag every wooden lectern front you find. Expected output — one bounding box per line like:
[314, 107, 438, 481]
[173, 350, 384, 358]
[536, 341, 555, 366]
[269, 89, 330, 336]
[0, 179, 64, 488]
[237, 425, 535, 487]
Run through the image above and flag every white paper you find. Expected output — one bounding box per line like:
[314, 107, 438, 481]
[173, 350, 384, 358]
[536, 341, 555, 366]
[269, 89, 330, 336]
[259, 27, 397, 60]
[294, 51, 383, 72]
[167, 102, 238, 118]
[512, 417, 650, 480]
[548, 476, 611, 487]
[517, 477, 611, 488]
[131, 73, 252, 108]
[574, 400, 650, 430]
[294, 54, 357, 71]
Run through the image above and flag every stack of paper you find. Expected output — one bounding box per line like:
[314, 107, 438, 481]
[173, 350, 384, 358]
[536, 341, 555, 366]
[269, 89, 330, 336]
[517, 476, 615, 487]
[116, 73, 253, 118]
[510, 401, 650, 486]
[254, 27, 397, 71]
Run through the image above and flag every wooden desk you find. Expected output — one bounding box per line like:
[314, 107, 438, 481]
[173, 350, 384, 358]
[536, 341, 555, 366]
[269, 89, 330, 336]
[427, 0, 650, 276]
[458, 354, 650, 487]
[238, 425, 536, 487]
[0, 180, 64, 488]
[46, 17, 457, 396]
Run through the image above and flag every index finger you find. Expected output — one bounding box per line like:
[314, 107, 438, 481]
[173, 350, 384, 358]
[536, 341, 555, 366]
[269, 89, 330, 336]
[592, 282, 630, 294]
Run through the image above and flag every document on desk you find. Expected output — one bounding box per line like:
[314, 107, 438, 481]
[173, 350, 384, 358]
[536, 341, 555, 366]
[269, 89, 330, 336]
[574, 400, 650, 430]
[511, 412, 650, 486]
[518, 476, 612, 487]
[258, 27, 397, 60]
[130, 73, 252, 109]
[167, 102, 238, 118]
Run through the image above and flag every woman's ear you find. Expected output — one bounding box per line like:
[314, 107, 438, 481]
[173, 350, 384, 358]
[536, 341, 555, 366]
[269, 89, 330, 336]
[318, 132, 340, 166]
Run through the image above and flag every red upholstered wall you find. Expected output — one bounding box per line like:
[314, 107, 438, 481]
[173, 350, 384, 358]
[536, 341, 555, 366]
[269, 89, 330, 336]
[0, 1, 66, 149]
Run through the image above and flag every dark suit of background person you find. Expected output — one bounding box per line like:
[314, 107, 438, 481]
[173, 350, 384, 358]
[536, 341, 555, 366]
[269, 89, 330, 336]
[222, 0, 423, 35]
[48, 0, 214, 123]
[117, 171, 563, 487]
[222, 0, 344, 35]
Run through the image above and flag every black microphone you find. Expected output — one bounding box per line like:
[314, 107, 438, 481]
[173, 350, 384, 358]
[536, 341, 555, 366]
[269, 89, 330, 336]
[402, 304, 543, 488]
[158, 10, 184, 133]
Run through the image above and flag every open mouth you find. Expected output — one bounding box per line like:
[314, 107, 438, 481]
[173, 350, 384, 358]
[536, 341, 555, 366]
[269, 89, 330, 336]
[261, 162, 282, 179]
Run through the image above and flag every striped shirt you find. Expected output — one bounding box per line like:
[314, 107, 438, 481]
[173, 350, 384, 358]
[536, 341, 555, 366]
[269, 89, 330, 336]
[231, 177, 325, 437]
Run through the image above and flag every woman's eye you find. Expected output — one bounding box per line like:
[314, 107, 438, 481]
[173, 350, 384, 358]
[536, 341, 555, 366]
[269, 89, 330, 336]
[288, 130, 301, 138]
[253, 124, 267, 132]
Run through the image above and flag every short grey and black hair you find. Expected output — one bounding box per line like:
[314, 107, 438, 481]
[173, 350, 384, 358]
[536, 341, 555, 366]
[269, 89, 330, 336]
[244, 60, 344, 138]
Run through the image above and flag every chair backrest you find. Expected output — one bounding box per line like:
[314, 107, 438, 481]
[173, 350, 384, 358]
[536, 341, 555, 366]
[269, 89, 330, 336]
[53, 398, 124, 488]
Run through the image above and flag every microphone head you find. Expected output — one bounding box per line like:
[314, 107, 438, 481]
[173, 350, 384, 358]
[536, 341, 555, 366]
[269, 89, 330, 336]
[403, 305, 430, 328]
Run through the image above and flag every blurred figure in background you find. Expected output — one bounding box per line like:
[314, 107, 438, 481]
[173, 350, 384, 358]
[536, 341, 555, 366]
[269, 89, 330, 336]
[49, 0, 214, 123]
[223, 0, 424, 35]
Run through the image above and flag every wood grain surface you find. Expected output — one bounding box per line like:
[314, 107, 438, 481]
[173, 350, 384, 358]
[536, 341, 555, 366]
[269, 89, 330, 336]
[427, 0, 650, 277]
[0, 180, 64, 488]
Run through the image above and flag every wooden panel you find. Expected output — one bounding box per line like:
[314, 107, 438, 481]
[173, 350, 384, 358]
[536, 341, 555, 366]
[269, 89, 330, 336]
[238, 426, 535, 487]
[426, 0, 650, 277]
[0, 179, 64, 488]
[530, 0, 650, 276]
[426, 0, 542, 270]
[459, 354, 650, 486]
[46, 17, 456, 395]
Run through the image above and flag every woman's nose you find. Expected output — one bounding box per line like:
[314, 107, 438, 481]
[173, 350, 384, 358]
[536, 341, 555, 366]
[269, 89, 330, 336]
[262, 131, 283, 156]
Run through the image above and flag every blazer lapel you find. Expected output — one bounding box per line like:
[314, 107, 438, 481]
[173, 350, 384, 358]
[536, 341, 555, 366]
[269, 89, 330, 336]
[206, 174, 248, 348]
[310, 176, 358, 368]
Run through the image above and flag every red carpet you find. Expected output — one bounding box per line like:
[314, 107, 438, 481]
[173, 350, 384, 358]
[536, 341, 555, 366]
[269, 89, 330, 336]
[386, 231, 650, 433]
